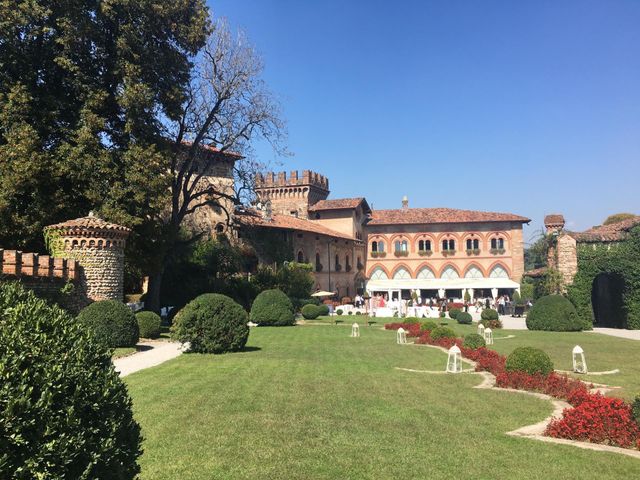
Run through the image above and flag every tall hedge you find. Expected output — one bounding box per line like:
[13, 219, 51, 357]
[526, 295, 583, 331]
[136, 310, 162, 338]
[250, 289, 295, 326]
[172, 293, 249, 353]
[77, 300, 139, 347]
[0, 282, 141, 478]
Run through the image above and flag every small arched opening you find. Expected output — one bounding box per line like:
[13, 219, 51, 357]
[591, 273, 626, 328]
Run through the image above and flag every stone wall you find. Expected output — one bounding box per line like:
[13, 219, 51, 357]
[255, 170, 330, 219]
[556, 234, 578, 287]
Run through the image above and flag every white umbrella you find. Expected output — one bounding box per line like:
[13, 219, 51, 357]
[438, 288, 445, 299]
[311, 290, 334, 297]
[491, 288, 498, 299]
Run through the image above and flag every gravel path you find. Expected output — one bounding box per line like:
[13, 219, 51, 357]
[590, 328, 640, 341]
[113, 341, 184, 377]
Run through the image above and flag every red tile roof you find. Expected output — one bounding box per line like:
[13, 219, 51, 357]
[523, 267, 548, 278]
[368, 208, 530, 226]
[236, 210, 359, 241]
[308, 198, 370, 212]
[544, 214, 565, 226]
[45, 213, 131, 234]
[569, 216, 640, 243]
[181, 141, 243, 159]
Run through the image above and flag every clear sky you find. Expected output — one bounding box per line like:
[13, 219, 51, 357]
[208, 0, 640, 244]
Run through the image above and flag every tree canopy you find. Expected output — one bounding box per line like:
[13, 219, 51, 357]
[603, 213, 637, 225]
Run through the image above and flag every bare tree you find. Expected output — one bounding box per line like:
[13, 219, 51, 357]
[145, 18, 287, 311]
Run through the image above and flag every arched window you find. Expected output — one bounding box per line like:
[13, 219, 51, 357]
[370, 267, 388, 280]
[335, 254, 340, 271]
[393, 267, 411, 279]
[491, 237, 505, 250]
[215, 223, 225, 234]
[345, 255, 351, 270]
[315, 253, 322, 272]
[465, 266, 484, 278]
[489, 265, 509, 278]
[394, 240, 408, 252]
[371, 241, 378, 252]
[416, 266, 436, 279]
[371, 240, 385, 253]
[297, 251, 304, 263]
[442, 239, 455, 251]
[418, 239, 432, 252]
[357, 256, 362, 269]
[466, 238, 480, 250]
[441, 266, 460, 279]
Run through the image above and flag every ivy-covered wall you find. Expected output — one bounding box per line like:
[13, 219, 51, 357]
[567, 226, 640, 329]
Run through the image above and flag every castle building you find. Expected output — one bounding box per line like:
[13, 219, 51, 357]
[236, 170, 530, 300]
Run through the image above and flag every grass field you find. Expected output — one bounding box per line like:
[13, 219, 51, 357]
[125, 324, 640, 479]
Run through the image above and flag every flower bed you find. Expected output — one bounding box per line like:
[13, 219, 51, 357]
[403, 323, 640, 452]
[383, 322, 422, 337]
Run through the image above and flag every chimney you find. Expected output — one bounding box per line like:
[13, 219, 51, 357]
[402, 195, 409, 210]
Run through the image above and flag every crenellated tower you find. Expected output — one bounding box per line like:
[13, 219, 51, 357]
[255, 170, 329, 219]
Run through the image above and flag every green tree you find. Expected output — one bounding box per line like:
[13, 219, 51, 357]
[0, 0, 209, 254]
[603, 213, 636, 225]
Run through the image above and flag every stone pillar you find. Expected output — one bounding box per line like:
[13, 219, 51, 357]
[44, 212, 130, 305]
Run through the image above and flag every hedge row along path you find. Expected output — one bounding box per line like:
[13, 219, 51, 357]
[400, 342, 640, 460]
[113, 341, 184, 377]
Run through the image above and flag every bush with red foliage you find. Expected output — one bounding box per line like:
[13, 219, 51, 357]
[495, 371, 590, 400]
[383, 322, 422, 337]
[546, 393, 640, 449]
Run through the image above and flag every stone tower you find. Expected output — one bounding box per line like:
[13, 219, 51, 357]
[255, 170, 329, 219]
[44, 212, 131, 305]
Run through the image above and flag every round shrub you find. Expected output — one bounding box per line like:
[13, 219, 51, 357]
[250, 289, 295, 326]
[317, 304, 330, 316]
[439, 311, 446, 318]
[632, 396, 640, 426]
[77, 300, 139, 347]
[421, 320, 439, 331]
[404, 317, 420, 324]
[0, 282, 141, 478]
[505, 347, 554, 376]
[172, 293, 249, 353]
[456, 312, 472, 324]
[481, 308, 499, 321]
[526, 295, 583, 331]
[448, 307, 461, 320]
[430, 326, 457, 341]
[336, 308, 343, 316]
[301, 303, 320, 320]
[463, 333, 486, 349]
[136, 311, 161, 339]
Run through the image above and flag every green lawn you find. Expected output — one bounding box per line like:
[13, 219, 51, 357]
[125, 324, 640, 479]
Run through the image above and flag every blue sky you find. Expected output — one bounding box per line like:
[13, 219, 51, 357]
[208, 0, 640, 243]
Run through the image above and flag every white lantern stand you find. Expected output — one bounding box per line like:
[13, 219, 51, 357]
[396, 327, 407, 345]
[484, 328, 493, 345]
[477, 322, 485, 337]
[446, 345, 462, 373]
[572, 345, 588, 374]
[351, 323, 360, 338]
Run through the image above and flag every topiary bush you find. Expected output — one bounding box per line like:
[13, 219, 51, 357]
[448, 307, 461, 320]
[430, 326, 457, 341]
[136, 311, 161, 338]
[463, 333, 486, 349]
[301, 303, 320, 320]
[0, 282, 141, 478]
[505, 347, 554, 376]
[456, 312, 472, 324]
[77, 300, 139, 347]
[317, 304, 330, 316]
[481, 308, 499, 321]
[336, 308, 343, 316]
[439, 311, 446, 318]
[250, 289, 295, 326]
[172, 293, 249, 353]
[421, 320, 439, 331]
[526, 294, 583, 331]
[632, 395, 640, 427]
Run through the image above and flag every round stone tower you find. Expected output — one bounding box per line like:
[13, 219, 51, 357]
[44, 212, 131, 304]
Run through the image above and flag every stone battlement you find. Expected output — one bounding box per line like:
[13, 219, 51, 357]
[256, 170, 329, 191]
[0, 249, 78, 282]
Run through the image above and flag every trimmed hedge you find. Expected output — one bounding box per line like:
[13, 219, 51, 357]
[456, 312, 472, 324]
[317, 304, 330, 316]
[526, 295, 583, 331]
[448, 307, 461, 320]
[430, 326, 457, 341]
[250, 289, 295, 326]
[136, 311, 161, 339]
[420, 320, 439, 331]
[336, 309, 343, 316]
[480, 318, 503, 329]
[505, 347, 554, 376]
[301, 303, 320, 319]
[0, 282, 141, 478]
[77, 300, 139, 347]
[172, 293, 249, 353]
[481, 308, 499, 321]
[463, 333, 486, 349]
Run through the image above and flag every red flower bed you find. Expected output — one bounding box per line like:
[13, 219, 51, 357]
[384, 322, 422, 337]
[546, 393, 640, 449]
[495, 371, 590, 400]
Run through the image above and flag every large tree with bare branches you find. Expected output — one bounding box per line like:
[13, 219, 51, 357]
[143, 19, 287, 311]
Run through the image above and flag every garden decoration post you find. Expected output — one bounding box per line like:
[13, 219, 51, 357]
[477, 322, 485, 337]
[484, 328, 493, 345]
[438, 288, 445, 299]
[396, 327, 407, 345]
[572, 345, 588, 374]
[446, 345, 462, 373]
[351, 323, 360, 337]
[491, 288, 498, 300]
